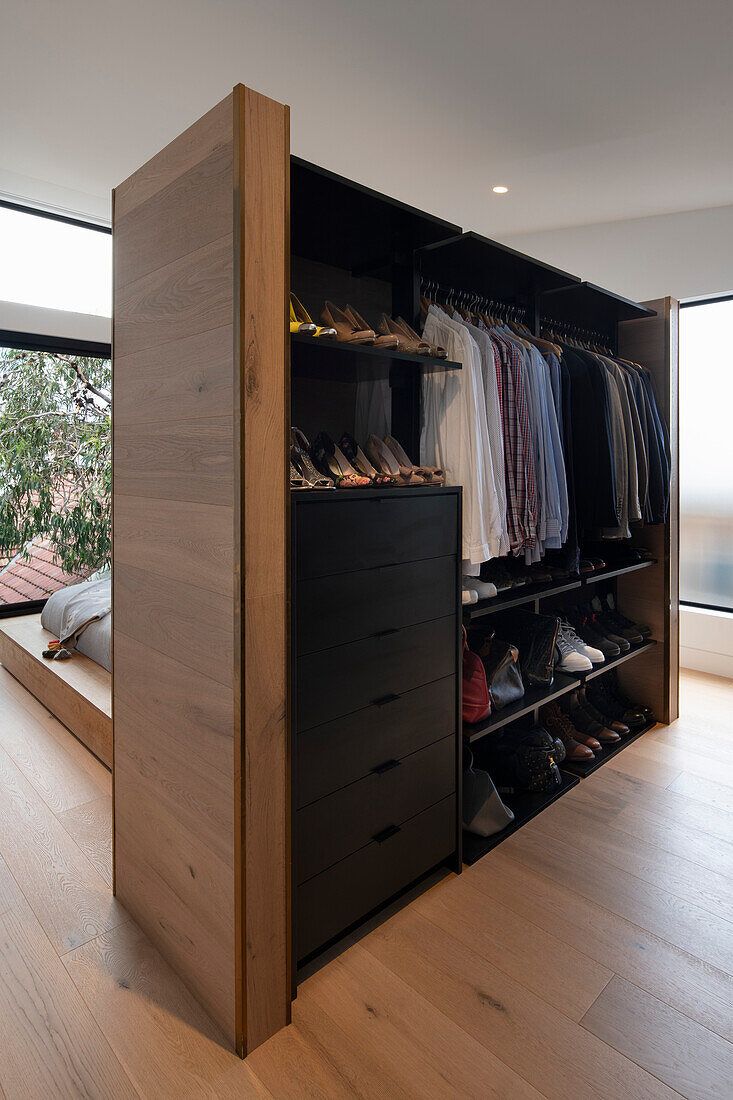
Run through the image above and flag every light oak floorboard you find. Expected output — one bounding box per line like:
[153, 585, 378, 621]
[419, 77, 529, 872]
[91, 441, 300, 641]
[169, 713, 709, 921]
[582, 975, 733, 1099]
[63, 921, 269, 1099]
[471, 849, 733, 1043]
[57, 796, 113, 889]
[0, 899, 138, 1099]
[668, 771, 733, 814]
[0, 743, 126, 954]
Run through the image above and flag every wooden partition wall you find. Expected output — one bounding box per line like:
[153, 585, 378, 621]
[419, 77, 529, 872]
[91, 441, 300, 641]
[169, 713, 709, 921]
[112, 85, 290, 1054]
[618, 297, 680, 724]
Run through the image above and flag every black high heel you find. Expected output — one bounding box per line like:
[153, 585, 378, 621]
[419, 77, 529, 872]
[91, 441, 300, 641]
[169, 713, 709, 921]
[291, 427, 334, 489]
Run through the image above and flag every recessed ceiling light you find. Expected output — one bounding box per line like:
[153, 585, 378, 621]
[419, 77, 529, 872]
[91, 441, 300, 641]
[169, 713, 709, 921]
[492, 185, 509, 194]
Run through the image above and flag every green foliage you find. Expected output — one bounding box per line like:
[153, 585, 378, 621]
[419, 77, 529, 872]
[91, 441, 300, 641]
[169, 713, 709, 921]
[0, 348, 111, 575]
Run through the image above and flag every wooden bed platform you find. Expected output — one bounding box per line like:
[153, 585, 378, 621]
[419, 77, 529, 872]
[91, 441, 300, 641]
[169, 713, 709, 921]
[0, 613, 111, 768]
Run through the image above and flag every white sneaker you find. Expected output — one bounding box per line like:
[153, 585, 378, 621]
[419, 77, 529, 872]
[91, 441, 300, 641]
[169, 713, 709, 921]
[558, 619, 604, 664]
[555, 623, 593, 673]
[472, 579, 498, 600]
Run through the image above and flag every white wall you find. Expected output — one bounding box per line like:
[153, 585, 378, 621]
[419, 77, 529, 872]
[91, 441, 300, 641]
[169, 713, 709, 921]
[505, 203, 733, 304]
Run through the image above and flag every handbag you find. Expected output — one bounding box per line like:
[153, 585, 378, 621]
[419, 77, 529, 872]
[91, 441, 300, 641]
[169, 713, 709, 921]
[492, 725, 564, 794]
[462, 627, 491, 724]
[509, 609, 561, 687]
[474, 631, 525, 710]
[462, 748, 514, 837]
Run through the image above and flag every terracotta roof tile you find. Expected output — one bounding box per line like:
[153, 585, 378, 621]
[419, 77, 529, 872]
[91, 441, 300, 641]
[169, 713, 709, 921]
[0, 538, 89, 606]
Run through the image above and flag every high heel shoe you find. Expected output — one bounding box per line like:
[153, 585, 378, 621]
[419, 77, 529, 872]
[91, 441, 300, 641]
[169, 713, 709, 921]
[289, 298, 317, 336]
[378, 314, 431, 356]
[365, 435, 427, 486]
[344, 306, 400, 350]
[312, 432, 371, 488]
[291, 427, 334, 489]
[290, 293, 336, 338]
[339, 433, 396, 486]
[321, 302, 376, 345]
[290, 460, 307, 490]
[384, 434, 444, 485]
[394, 317, 447, 360]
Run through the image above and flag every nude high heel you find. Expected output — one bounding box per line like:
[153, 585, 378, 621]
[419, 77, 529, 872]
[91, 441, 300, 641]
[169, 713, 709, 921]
[312, 432, 371, 488]
[339, 433, 396, 486]
[378, 314, 431, 356]
[384, 434, 444, 484]
[344, 306, 400, 350]
[366, 435, 427, 486]
[321, 301, 376, 345]
[394, 317, 447, 360]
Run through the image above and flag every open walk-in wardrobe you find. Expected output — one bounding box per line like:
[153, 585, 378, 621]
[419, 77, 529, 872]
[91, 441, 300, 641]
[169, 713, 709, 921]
[112, 84, 678, 1055]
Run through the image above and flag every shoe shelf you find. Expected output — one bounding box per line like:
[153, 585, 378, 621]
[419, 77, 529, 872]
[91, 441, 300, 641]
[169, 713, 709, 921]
[462, 772, 580, 865]
[291, 333, 462, 376]
[464, 559, 657, 621]
[464, 673, 580, 743]
[562, 718, 657, 779]
[584, 559, 656, 584]
[582, 639, 657, 681]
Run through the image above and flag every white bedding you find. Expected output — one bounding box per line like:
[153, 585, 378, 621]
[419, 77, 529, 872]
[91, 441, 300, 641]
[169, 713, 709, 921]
[41, 576, 112, 672]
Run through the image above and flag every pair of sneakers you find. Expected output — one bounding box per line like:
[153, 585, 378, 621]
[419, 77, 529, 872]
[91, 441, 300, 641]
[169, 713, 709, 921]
[555, 619, 605, 673]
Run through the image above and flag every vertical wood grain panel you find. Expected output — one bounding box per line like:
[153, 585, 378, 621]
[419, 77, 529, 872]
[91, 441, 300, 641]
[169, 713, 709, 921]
[233, 84, 291, 1053]
[618, 298, 679, 723]
[113, 85, 291, 1056]
[113, 92, 238, 1044]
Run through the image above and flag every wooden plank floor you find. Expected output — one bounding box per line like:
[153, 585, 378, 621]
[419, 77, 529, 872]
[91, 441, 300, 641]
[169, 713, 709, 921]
[0, 662, 731, 1098]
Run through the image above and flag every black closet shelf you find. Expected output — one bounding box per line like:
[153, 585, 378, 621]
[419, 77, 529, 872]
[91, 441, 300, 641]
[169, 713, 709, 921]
[417, 230, 580, 300]
[291, 332, 461, 375]
[463, 673, 580, 743]
[462, 772, 580, 865]
[582, 639, 657, 682]
[290, 156, 461, 274]
[540, 281, 656, 328]
[464, 559, 657, 621]
[584, 559, 657, 584]
[466, 578, 582, 620]
[562, 719, 657, 778]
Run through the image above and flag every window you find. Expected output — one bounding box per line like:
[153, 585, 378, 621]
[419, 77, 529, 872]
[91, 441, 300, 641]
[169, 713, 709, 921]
[0, 202, 111, 317]
[680, 296, 733, 612]
[0, 338, 111, 612]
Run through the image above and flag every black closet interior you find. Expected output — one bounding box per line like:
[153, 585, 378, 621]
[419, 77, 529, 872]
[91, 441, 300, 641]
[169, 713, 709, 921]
[289, 158, 676, 975]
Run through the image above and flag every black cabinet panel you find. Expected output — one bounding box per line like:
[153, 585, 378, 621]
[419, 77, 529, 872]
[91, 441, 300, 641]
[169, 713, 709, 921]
[296, 615, 456, 731]
[296, 674, 456, 807]
[296, 492, 458, 579]
[297, 795, 456, 960]
[297, 555, 456, 654]
[297, 736, 455, 883]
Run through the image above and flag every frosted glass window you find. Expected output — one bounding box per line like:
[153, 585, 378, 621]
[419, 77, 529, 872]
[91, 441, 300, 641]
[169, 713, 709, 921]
[680, 298, 733, 610]
[0, 206, 111, 317]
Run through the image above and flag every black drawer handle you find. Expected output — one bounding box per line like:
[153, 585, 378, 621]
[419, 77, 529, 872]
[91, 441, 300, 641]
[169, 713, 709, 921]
[374, 627, 399, 638]
[372, 692, 401, 707]
[373, 823, 401, 844]
[371, 758, 401, 776]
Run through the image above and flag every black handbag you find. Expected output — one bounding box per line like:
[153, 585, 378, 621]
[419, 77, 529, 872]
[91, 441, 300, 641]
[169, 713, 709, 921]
[508, 609, 561, 687]
[474, 631, 525, 710]
[491, 725, 565, 794]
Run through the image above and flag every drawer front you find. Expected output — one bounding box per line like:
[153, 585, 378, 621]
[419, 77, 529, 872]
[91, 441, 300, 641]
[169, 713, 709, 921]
[297, 556, 457, 655]
[296, 493, 458, 579]
[296, 615, 457, 731]
[297, 735, 455, 883]
[297, 795, 456, 961]
[297, 674, 456, 807]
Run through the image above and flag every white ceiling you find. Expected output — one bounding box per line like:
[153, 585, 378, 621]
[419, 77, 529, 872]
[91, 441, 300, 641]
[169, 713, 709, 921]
[2, 0, 733, 238]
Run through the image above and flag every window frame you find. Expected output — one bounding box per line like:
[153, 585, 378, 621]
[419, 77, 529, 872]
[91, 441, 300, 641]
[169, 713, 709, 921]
[0, 330, 112, 619]
[679, 293, 733, 615]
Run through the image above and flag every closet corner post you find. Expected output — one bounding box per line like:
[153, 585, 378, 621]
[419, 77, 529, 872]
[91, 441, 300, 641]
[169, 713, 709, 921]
[233, 83, 292, 1055]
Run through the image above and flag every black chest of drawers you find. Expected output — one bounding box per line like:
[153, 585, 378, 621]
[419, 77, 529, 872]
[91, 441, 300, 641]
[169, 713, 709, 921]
[292, 485, 462, 966]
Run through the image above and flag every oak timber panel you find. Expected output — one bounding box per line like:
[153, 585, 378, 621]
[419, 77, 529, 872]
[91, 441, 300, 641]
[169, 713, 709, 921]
[0, 614, 111, 768]
[618, 298, 679, 723]
[234, 84, 291, 1051]
[113, 92, 238, 1044]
